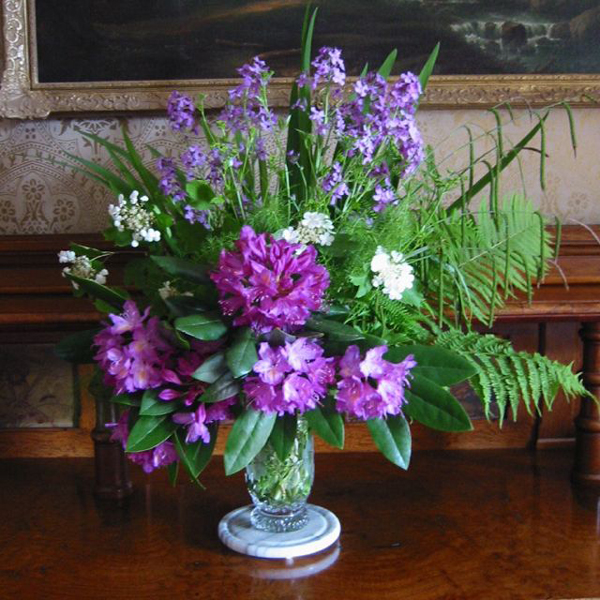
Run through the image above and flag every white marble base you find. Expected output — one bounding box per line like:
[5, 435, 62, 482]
[218, 504, 341, 559]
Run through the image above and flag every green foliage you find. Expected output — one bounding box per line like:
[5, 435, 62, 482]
[367, 416, 411, 470]
[435, 329, 590, 424]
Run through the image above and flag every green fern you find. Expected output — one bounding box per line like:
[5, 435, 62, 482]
[435, 329, 590, 425]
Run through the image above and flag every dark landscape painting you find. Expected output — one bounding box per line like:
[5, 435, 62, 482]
[34, 0, 600, 83]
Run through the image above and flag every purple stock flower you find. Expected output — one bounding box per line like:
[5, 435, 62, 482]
[244, 339, 335, 415]
[373, 185, 397, 212]
[167, 91, 198, 134]
[321, 162, 349, 205]
[110, 410, 178, 474]
[156, 157, 186, 202]
[336, 345, 416, 420]
[184, 205, 211, 229]
[309, 107, 328, 137]
[311, 47, 346, 89]
[181, 145, 206, 180]
[210, 226, 330, 334]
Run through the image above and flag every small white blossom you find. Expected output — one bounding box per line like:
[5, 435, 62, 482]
[58, 251, 109, 290]
[158, 280, 193, 301]
[284, 211, 335, 247]
[370, 246, 414, 301]
[108, 190, 161, 248]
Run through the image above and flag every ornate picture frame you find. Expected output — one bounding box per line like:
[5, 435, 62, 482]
[1, 0, 599, 119]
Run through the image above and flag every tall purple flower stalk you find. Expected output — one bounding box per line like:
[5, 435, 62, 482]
[336, 345, 416, 420]
[244, 338, 336, 415]
[210, 226, 330, 334]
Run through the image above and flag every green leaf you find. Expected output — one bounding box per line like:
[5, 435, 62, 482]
[175, 312, 227, 341]
[174, 424, 217, 480]
[66, 275, 128, 311]
[269, 414, 298, 461]
[405, 374, 473, 432]
[224, 409, 276, 475]
[126, 415, 178, 452]
[367, 416, 411, 469]
[54, 329, 99, 363]
[192, 351, 227, 384]
[377, 49, 398, 79]
[384, 345, 476, 386]
[418, 42, 440, 92]
[110, 394, 140, 407]
[185, 181, 215, 203]
[306, 314, 364, 342]
[304, 400, 344, 449]
[164, 296, 208, 317]
[63, 151, 131, 196]
[198, 372, 241, 404]
[150, 256, 209, 284]
[140, 389, 178, 416]
[226, 327, 258, 379]
[167, 461, 179, 486]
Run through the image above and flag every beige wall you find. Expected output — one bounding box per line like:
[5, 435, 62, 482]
[0, 107, 598, 235]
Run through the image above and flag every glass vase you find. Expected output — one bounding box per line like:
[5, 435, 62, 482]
[245, 417, 314, 533]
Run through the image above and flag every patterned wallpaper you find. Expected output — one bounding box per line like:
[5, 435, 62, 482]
[0, 107, 599, 235]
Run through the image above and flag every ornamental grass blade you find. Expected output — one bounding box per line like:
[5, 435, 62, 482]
[126, 415, 178, 453]
[418, 42, 440, 92]
[224, 409, 276, 475]
[405, 374, 472, 432]
[367, 416, 411, 470]
[377, 49, 398, 79]
[384, 345, 476, 386]
[226, 327, 258, 379]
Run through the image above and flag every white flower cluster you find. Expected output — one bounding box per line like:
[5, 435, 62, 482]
[108, 190, 161, 248]
[370, 246, 415, 301]
[58, 250, 108, 290]
[282, 211, 335, 246]
[158, 280, 193, 301]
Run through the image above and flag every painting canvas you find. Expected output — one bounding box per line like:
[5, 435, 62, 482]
[33, 0, 600, 84]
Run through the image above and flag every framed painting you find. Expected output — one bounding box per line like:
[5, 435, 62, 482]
[1, 0, 599, 118]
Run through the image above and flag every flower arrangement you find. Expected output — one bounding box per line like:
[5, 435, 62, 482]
[57, 11, 587, 499]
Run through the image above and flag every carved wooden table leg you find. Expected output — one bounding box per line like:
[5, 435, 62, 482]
[572, 321, 600, 486]
[92, 399, 133, 500]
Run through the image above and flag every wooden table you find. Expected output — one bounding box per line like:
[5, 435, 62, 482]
[3, 449, 600, 600]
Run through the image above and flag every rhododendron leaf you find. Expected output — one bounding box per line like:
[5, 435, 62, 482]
[224, 409, 276, 475]
[54, 329, 98, 363]
[306, 315, 364, 343]
[164, 296, 209, 317]
[140, 389, 179, 416]
[367, 416, 411, 470]
[110, 394, 140, 407]
[226, 327, 258, 379]
[66, 275, 127, 311]
[175, 312, 227, 341]
[305, 402, 344, 449]
[150, 256, 209, 284]
[167, 461, 179, 487]
[126, 415, 178, 453]
[269, 414, 298, 461]
[198, 372, 240, 404]
[385, 345, 476, 387]
[192, 352, 227, 384]
[175, 424, 217, 481]
[405, 375, 473, 432]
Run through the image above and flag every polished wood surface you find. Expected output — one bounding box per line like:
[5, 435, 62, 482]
[2, 449, 600, 600]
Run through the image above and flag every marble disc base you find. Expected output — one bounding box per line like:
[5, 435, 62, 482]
[218, 504, 340, 559]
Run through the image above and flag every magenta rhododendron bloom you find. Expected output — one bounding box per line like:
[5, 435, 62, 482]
[172, 399, 235, 444]
[210, 226, 330, 333]
[244, 338, 335, 415]
[336, 345, 416, 420]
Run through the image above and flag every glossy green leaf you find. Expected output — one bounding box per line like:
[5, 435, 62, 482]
[175, 312, 227, 341]
[54, 329, 99, 363]
[224, 409, 276, 475]
[405, 375, 473, 432]
[384, 345, 476, 386]
[269, 414, 298, 461]
[367, 416, 411, 469]
[198, 372, 241, 404]
[66, 275, 127, 311]
[164, 296, 208, 317]
[305, 400, 344, 449]
[226, 327, 258, 379]
[174, 424, 217, 480]
[192, 351, 227, 384]
[110, 394, 140, 407]
[150, 255, 209, 284]
[306, 315, 364, 343]
[140, 389, 178, 416]
[126, 415, 177, 453]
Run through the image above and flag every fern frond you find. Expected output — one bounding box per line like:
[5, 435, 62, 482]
[435, 329, 591, 425]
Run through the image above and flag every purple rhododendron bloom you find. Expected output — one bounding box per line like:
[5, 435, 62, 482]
[336, 345, 416, 420]
[210, 226, 330, 334]
[172, 398, 235, 445]
[244, 339, 335, 415]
